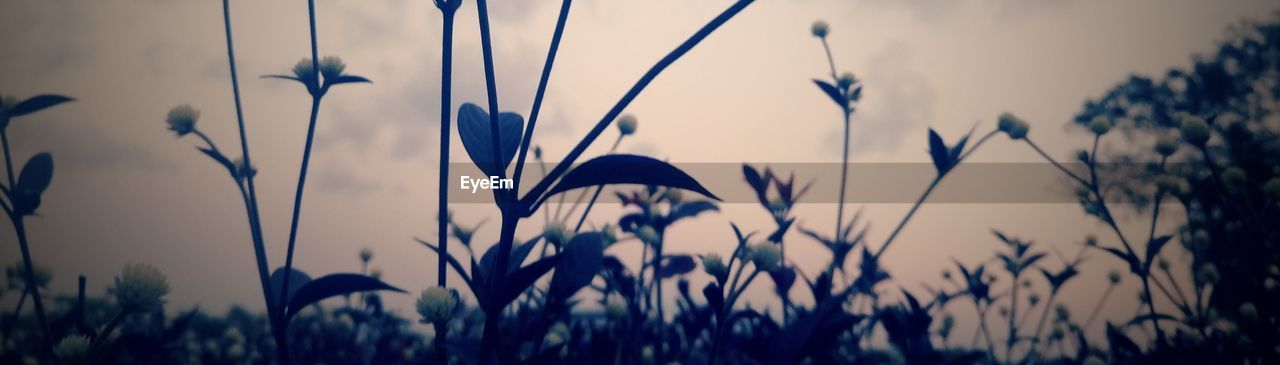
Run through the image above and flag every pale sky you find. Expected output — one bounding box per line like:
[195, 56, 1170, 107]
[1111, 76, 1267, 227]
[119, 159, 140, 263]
[1, 0, 1276, 343]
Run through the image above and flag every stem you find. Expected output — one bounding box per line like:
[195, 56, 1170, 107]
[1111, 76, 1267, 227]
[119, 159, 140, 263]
[1029, 291, 1059, 359]
[218, 1, 280, 362]
[836, 111, 850, 251]
[819, 37, 838, 80]
[573, 135, 624, 232]
[478, 214, 519, 364]
[1, 129, 52, 349]
[90, 308, 133, 355]
[1082, 285, 1114, 330]
[520, 0, 757, 213]
[513, 0, 573, 192]
[434, 6, 456, 364]
[1022, 138, 1089, 186]
[474, 0, 507, 182]
[1007, 272, 1020, 361]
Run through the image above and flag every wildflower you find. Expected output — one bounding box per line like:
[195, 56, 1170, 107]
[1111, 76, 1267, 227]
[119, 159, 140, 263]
[997, 113, 1029, 140]
[165, 105, 199, 137]
[1178, 113, 1211, 146]
[1239, 302, 1258, 321]
[810, 21, 830, 38]
[605, 294, 627, 320]
[1088, 116, 1112, 135]
[112, 263, 170, 310]
[544, 221, 572, 247]
[292, 59, 317, 81]
[1222, 167, 1247, 189]
[359, 247, 373, 263]
[319, 56, 346, 81]
[635, 225, 660, 245]
[416, 287, 457, 325]
[838, 72, 857, 89]
[53, 335, 90, 363]
[616, 114, 638, 136]
[1108, 270, 1121, 285]
[702, 253, 728, 280]
[749, 241, 781, 271]
[1155, 134, 1179, 156]
[1265, 178, 1280, 200]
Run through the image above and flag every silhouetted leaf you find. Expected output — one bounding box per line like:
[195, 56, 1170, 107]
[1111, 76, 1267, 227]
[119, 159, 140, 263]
[458, 103, 524, 177]
[927, 129, 950, 174]
[7, 95, 74, 118]
[1106, 323, 1143, 361]
[666, 201, 719, 223]
[812, 80, 845, 108]
[197, 147, 236, 177]
[15, 153, 54, 196]
[478, 236, 542, 283]
[703, 282, 723, 314]
[495, 255, 561, 309]
[549, 232, 605, 299]
[656, 255, 696, 279]
[536, 155, 719, 209]
[1100, 247, 1143, 275]
[327, 75, 372, 86]
[270, 267, 312, 306]
[1145, 235, 1172, 265]
[285, 273, 404, 322]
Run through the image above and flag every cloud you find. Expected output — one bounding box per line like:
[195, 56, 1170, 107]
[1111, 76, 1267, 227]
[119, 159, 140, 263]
[822, 42, 935, 157]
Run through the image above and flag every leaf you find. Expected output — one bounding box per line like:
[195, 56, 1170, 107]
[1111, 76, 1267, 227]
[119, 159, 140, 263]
[667, 201, 719, 223]
[284, 273, 404, 322]
[535, 155, 719, 208]
[15, 153, 54, 196]
[457, 103, 524, 177]
[327, 75, 372, 86]
[494, 255, 561, 309]
[1145, 235, 1173, 265]
[812, 80, 845, 108]
[197, 147, 236, 177]
[478, 236, 542, 283]
[270, 267, 312, 306]
[7, 95, 74, 118]
[656, 255, 696, 279]
[1100, 247, 1143, 275]
[548, 232, 606, 299]
[927, 129, 950, 174]
[703, 282, 724, 314]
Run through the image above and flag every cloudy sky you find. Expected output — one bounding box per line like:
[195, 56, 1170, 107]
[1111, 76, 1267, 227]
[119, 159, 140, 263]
[1, 0, 1276, 341]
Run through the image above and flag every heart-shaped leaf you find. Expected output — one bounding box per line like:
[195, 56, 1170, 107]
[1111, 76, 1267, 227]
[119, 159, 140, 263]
[656, 255, 696, 279]
[15, 153, 54, 197]
[7, 95, 74, 118]
[284, 273, 404, 322]
[533, 155, 718, 210]
[270, 267, 312, 306]
[549, 232, 606, 299]
[327, 75, 372, 86]
[458, 103, 523, 177]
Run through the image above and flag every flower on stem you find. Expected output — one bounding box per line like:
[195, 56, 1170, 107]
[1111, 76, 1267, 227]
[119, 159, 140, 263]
[701, 253, 728, 281]
[749, 241, 781, 271]
[166, 105, 199, 137]
[837, 72, 857, 89]
[997, 112, 1029, 140]
[359, 247, 374, 264]
[810, 20, 829, 38]
[1088, 116, 1112, 135]
[53, 334, 90, 363]
[232, 157, 256, 181]
[416, 287, 458, 325]
[544, 221, 573, 247]
[1155, 134, 1180, 156]
[1178, 112, 1211, 146]
[616, 114, 638, 136]
[319, 56, 346, 81]
[636, 225, 659, 245]
[111, 263, 170, 310]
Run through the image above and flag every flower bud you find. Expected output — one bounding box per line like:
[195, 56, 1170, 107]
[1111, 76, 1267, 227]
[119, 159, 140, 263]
[998, 113, 1029, 139]
[232, 157, 256, 181]
[838, 73, 857, 89]
[359, 247, 373, 263]
[1028, 294, 1041, 306]
[1155, 134, 1179, 156]
[1108, 270, 1121, 285]
[749, 241, 781, 271]
[166, 105, 199, 137]
[416, 287, 458, 325]
[1055, 304, 1070, 322]
[1155, 175, 1185, 195]
[941, 269, 952, 280]
[1195, 264, 1220, 286]
[1178, 113, 1211, 146]
[1088, 116, 1112, 135]
[702, 253, 728, 280]
[1157, 257, 1170, 271]
[1085, 234, 1098, 247]
[811, 21, 830, 38]
[616, 114, 638, 136]
[533, 145, 543, 160]
[112, 263, 170, 310]
[292, 59, 317, 81]
[53, 335, 90, 363]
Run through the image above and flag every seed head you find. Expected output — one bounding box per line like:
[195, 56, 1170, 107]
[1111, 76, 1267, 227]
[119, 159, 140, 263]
[416, 287, 458, 325]
[616, 114, 638, 136]
[1088, 116, 1112, 135]
[810, 21, 830, 38]
[53, 335, 91, 363]
[112, 263, 170, 310]
[166, 105, 199, 137]
[1178, 113, 1211, 146]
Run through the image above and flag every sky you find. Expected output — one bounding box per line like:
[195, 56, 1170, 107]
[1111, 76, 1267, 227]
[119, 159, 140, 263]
[1, 0, 1277, 343]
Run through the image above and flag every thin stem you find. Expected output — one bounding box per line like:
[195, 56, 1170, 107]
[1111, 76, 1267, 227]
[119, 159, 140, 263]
[573, 135, 624, 232]
[513, 0, 573, 192]
[1, 129, 51, 349]
[1022, 138, 1089, 186]
[835, 111, 850, 245]
[434, 7, 457, 365]
[1082, 285, 1115, 330]
[218, 2, 280, 362]
[819, 37, 838, 80]
[520, 0, 757, 213]
[474, 0, 507, 182]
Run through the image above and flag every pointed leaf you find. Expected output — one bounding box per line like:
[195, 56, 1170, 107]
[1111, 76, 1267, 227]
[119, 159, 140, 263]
[285, 273, 405, 321]
[536, 155, 719, 208]
[495, 255, 561, 309]
[414, 239, 475, 291]
[270, 268, 312, 307]
[656, 255, 696, 279]
[549, 232, 606, 299]
[1145, 235, 1173, 264]
[457, 103, 523, 177]
[812, 79, 846, 108]
[927, 129, 950, 174]
[196, 147, 236, 177]
[667, 201, 719, 223]
[327, 75, 372, 86]
[7, 95, 74, 117]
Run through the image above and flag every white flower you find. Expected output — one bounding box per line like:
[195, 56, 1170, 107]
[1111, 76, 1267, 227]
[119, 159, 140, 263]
[112, 263, 170, 310]
[543, 221, 572, 246]
[416, 287, 457, 325]
[53, 335, 90, 362]
[1154, 134, 1179, 156]
[166, 105, 199, 137]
